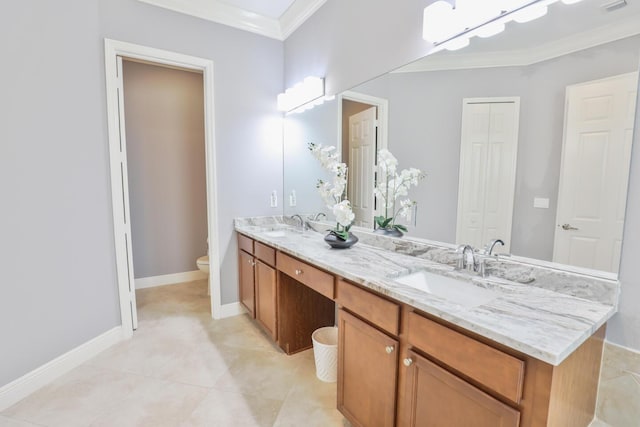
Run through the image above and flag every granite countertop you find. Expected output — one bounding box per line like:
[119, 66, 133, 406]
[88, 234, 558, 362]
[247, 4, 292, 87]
[234, 219, 618, 366]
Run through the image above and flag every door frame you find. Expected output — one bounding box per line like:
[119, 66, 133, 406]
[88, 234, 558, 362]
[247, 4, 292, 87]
[104, 39, 222, 337]
[338, 91, 389, 219]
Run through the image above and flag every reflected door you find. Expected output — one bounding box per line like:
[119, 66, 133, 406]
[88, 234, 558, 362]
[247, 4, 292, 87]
[553, 72, 638, 273]
[348, 106, 377, 227]
[456, 98, 520, 252]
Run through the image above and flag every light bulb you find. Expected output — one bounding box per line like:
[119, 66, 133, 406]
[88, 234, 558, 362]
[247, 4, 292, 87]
[423, 1, 457, 42]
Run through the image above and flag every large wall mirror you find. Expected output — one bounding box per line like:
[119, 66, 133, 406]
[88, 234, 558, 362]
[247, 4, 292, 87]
[283, 0, 640, 278]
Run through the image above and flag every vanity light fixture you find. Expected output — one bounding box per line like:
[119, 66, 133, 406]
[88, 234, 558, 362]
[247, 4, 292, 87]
[423, 0, 585, 51]
[277, 76, 325, 112]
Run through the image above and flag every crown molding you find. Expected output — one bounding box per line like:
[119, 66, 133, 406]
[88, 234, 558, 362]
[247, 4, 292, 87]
[280, 0, 327, 39]
[137, 0, 326, 40]
[396, 16, 640, 73]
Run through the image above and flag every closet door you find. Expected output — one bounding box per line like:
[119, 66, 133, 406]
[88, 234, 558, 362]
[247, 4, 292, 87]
[456, 98, 520, 252]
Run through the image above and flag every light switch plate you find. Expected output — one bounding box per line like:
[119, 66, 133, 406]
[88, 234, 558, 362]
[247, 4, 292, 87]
[534, 197, 550, 209]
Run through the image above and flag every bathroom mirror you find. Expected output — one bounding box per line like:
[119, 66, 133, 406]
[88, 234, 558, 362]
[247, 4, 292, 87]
[283, 0, 640, 277]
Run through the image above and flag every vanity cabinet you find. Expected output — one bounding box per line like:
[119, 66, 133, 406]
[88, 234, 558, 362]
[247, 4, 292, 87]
[236, 232, 605, 427]
[397, 309, 605, 427]
[337, 309, 398, 427]
[237, 235, 278, 340]
[403, 349, 520, 427]
[255, 242, 277, 339]
[237, 233, 335, 353]
[238, 247, 255, 317]
[336, 279, 401, 427]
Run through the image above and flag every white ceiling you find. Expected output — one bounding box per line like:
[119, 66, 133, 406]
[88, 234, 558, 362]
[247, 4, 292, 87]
[137, 0, 326, 40]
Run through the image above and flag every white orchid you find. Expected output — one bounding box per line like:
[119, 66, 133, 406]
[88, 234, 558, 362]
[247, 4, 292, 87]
[374, 149, 425, 234]
[309, 142, 354, 240]
[333, 200, 355, 227]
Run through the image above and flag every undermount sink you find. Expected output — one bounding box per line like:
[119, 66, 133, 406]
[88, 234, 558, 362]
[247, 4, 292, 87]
[259, 226, 303, 238]
[393, 270, 499, 308]
[262, 230, 287, 238]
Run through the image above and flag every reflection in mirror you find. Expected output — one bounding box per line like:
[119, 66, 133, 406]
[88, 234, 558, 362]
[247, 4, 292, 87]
[282, 0, 640, 276]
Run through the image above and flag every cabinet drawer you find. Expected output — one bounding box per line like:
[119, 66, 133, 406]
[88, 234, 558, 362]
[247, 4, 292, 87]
[408, 312, 525, 404]
[336, 279, 400, 336]
[276, 252, 334, 299]
[238, 234, 254, 254]
[255, 241, 275, 266]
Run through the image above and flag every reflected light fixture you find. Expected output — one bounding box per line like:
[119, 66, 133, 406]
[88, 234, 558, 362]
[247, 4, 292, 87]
[423, 0, 585, 51]
[277, 77, 325, 112]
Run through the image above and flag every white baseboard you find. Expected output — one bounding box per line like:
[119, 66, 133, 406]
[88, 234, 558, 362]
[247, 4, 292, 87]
[0, 326, 124, 411]
[219, 302, 246, 318]
[135, 270, 207, 289]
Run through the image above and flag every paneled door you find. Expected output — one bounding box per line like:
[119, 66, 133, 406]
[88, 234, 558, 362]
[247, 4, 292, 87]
[348, 107, 377, 227]
[456, 98, 520, 252]
[553, 72, 638, 273]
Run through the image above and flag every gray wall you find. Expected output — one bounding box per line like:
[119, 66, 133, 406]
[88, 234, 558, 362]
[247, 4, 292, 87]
[123, 61, 208, 280]
[0, 0, 283, 387]
[353, 35, 640, 260]
[284, 0, 436, 96]
[284, 1, 640, 351]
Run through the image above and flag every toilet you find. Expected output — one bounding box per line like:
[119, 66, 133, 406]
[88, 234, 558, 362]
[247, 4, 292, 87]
[197, 239, 210, 294]
[197, 255, 210, 295]
[196, 255, 209, 273]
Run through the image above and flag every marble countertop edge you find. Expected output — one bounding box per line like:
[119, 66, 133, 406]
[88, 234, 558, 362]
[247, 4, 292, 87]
[234, 221, 618, 366]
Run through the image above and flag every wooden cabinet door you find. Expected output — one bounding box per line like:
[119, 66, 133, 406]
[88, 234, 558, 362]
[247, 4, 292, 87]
[239, 250, 255, 317]
[403, 350, 520, 427]
[255, 260, 277, 339]
[338, 309, 398, 427]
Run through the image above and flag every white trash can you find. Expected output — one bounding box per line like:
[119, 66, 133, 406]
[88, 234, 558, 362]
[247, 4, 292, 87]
[312, 326, 338, 382]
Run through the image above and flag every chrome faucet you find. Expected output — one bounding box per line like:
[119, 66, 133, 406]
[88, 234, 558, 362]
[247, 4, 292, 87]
[311, 212, 327, 221]
[484, 239, 504, 256]
[290, 214, 304, 227]
[456, 244, 476, 272]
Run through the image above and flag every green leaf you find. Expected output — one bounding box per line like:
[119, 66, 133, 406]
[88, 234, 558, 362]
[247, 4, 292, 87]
[374, 216, 385, 227]
[331, 230, 349, 241]
[345, 224, 352, 232]
[394, 224, 408, 232]
[381, 218, 393, 228]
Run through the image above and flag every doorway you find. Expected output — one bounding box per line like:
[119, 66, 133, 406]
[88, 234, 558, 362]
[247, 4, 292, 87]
[339, 92, 389, 227]
[104, 40, 221, 337]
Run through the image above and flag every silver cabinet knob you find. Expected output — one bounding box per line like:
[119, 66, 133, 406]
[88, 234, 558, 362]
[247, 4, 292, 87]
[403, 358, 413, 367]
[295, 269, 303, 275]
[385, 345, 394, 354]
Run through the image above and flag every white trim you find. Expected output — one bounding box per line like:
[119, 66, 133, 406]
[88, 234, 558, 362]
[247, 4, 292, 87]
[280, 0, 327, 40]
[104, 39, 224, 335]
[136, 0, 327, 40]
[219, 302, 247, 318]
[135, 270, 208, 289]
[604, 339, 640, 357]
[396, 18, 640, 73]
[0, 327, 124, 412]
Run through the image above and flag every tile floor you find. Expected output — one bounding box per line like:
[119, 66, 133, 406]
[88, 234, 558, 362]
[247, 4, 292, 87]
[1, 280, 349, 427]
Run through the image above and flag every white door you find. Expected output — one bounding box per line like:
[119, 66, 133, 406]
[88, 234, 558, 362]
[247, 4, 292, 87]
[115, 55, 138, 329]
[553, 72, 638, 273]
[348, 107, 377, 227]
[456, 98, 520, 252]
